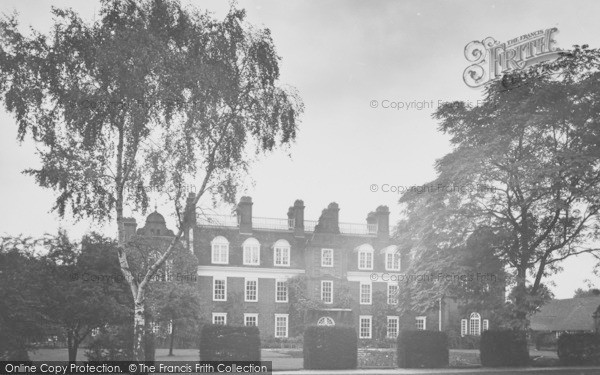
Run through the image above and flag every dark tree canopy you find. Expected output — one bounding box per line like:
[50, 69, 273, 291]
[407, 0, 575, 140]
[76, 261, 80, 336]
[398, 46, 600, 328]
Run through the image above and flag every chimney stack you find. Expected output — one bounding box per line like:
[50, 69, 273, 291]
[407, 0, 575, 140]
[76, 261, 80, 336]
[237, 196, 253, 234]
[375, 205, 390, 239]
[121, 218, 137, 242]
[315, 202, 340, 234]
[288, 199, 305, 237]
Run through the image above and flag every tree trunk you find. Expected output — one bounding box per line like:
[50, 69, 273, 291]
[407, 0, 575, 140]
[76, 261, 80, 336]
[66, 330, 78, 363]
[168, 321, 175, 356]
[133, 300, 146, 361]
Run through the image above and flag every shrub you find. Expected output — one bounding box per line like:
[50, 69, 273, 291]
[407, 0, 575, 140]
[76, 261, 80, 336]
[397, 330, 449, 368]
[480, 330, 529, 367]
[199, 325, 260, 361]
[446, 330, 480, 349]
[557, 333, 600, 366]
[85, 325, 133, 361]
[303, 326, 357, 369]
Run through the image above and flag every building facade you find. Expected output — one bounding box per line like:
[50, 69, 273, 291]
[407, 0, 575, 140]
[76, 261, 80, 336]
[127, 195, 494, 341]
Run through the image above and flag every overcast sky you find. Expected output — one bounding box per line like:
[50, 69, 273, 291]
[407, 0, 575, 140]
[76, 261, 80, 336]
[1, 0, 600, 298]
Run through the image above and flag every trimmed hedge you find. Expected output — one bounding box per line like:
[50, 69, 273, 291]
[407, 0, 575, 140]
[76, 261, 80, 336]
[557, 333, 600, 366]
[397, 330, 449, 368]
[199, 325, 260, 361]
[303, 326, 357, 369]
[480, 330, 529, 367]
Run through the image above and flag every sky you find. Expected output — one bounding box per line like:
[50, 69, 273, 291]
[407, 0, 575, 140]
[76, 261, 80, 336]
[1, 0, 600, 298]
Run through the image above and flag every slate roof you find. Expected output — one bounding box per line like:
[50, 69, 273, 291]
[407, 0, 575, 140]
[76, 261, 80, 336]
[530, 297, 600, 331]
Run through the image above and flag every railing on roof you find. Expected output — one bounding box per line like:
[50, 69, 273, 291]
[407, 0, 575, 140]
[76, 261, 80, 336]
[196, 214, 377, 236]
[197, 214, 239, 227]
[253, 217, 295, 231]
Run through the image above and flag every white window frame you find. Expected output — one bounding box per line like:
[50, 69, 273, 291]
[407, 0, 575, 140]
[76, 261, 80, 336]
[273, 240, 291, 267]
[275, 280, 288, 303]
[274, 314, 289, 338]
[244, 313, 258, 327]
[213, 277, 227, 301]
[461, 319, 468, 337]
[321, 248, 333, 267]
[359, 315, 372, 339]
[360, 282, 372, 305]
[387, 283, 399, 305]
[416, 316, 426, 330]
[469, 312, 481, 336]
[483, 319, 489, 332]
[387, 316, 399, 339]
[357, 245, 374, 270]
[321, 280, 333, 304]
[385, 248, 401, 271]
[245, 278, 258, 302]
[212, 313, 227, 325]
[211, 236, 229, 264]
[243, 238, 260, 266]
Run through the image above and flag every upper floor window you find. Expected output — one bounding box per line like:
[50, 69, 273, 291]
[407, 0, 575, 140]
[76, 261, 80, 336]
[213, 277, 227, 301]
[387, 283, 399, 305]
[321, 280, 333, 304]
[211, 236, 229, 264]
[360, 282, 372, 305]
[275, 280, 288, 303]
[321, 248, 333, 267]
[243, 238, 260, 266]
[274, 240, 291, 267]
[245, 278, 258, 302]
[357, 244, 374, 270]
[385, 246, 401, 271]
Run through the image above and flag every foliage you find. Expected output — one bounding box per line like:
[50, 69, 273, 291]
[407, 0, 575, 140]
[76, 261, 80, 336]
[557, 333, 600, 366]
[397, 330, 449, 368]
[480, 330, 529, 367]
[0, 236, 49, 360]
[303, 326, 357, 370]
[398, 46, 600, 328]
[85, 324, 155, 361]
[0, 0, 302, 360]
[287, 276, 354, 336]
[371, 291, 398, 342]
[446, 330, 480, 349]
[199, 325, 260, 361]
[573, 288, 600, 298]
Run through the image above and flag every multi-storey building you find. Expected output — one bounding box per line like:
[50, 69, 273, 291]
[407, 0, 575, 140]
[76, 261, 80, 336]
[126, 194, 495, 341]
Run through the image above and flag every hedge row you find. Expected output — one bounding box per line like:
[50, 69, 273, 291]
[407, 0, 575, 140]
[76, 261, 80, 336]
[199, 325, 260, 361]
[303, 326, 357, 369]
[397, 330, 449, 368]
[557, 333, 600, 366]
[480, 330, 529, 367]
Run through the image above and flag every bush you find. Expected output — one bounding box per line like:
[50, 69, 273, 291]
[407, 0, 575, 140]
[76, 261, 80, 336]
[480, 330, 529, 367]
[397, 330, 449, 368]
[303, 326, 357, 369]
[557, 333, 600, 366]
[199, 325, 260, 361]
[446, 330, 480, 349]
[85, 325, 155, 361]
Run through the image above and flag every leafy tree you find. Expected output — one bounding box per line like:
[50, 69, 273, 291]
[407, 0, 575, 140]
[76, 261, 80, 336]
[42, 232, 132, 362]
[0, 0, 302, 359]
[573, 288, 600, 298]
[0, 236, 48, 360]
[398, 46, 600, 328]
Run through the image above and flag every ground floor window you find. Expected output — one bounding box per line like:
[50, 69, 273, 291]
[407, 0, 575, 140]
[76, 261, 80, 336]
[460, 312, 489, 336]
[359, 315, 372, 339]
[275, 314, 288, 338]
[415, 316, 426, 330]
[244, 313, 258, 326]
[212, 313, 227, 325]
[387, 316, 399, 338]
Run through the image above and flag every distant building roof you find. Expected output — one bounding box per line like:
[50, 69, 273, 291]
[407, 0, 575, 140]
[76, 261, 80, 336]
[530, 297, 600, 332]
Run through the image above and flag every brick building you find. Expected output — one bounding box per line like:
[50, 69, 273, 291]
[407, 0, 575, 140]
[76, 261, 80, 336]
[127, 195, 495, 341]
